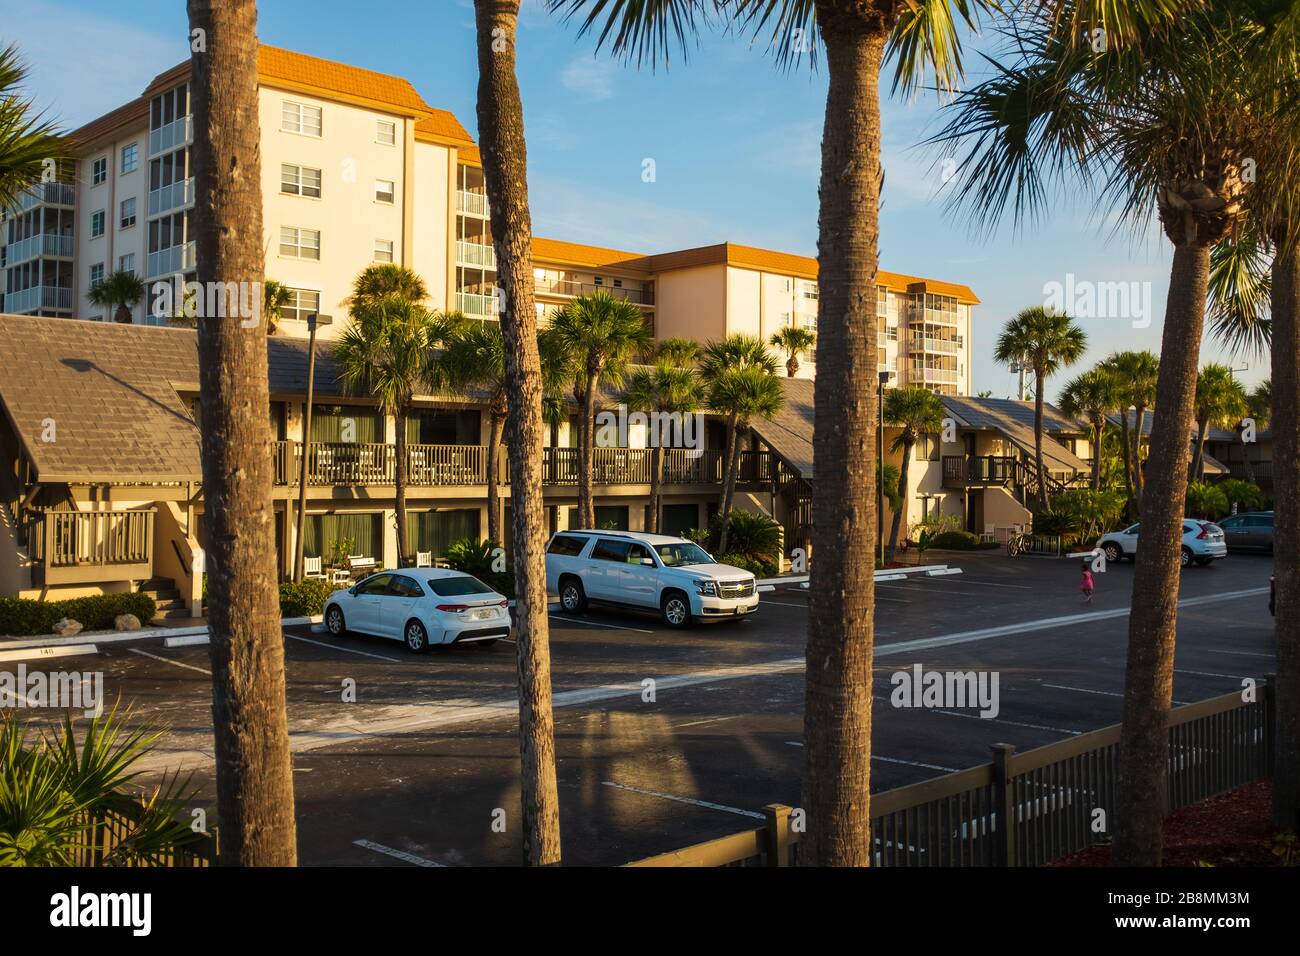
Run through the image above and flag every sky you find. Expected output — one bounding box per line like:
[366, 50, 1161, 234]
[0, 0, 1267, 397]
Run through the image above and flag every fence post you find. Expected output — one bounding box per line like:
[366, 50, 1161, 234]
[1264, 672, 1276, 777]
[990, 743, 1018, 866]
[762, 804, 793, 867]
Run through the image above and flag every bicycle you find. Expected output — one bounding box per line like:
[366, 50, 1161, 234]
[1006, 530, 1032, 557]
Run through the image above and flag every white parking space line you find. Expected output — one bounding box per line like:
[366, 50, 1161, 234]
[128, 647, 211, 675]
[285, 633, 401, 662]
[933, 709, 1081, 736]
[783, 741, 957, 773]
[674, 715, 738, 729]
[601, 781, 764, 819]
[949, 578, 1034, 590]
[761, 599, 815, 608]
[1207, 648, 1274, 659]
[548, 614, 654, 634]
[1043, 682, 1190, 706]
[1175, 668, 1248, 680]
[352, 839, 445, 867]
[876, 582, 988, 598]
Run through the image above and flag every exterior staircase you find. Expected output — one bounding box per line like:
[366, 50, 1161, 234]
[139, 577, 193, 621]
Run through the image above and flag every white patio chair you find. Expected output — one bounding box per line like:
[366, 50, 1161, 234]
[416, 551, 433, 567]
[303, 555, 326, 579]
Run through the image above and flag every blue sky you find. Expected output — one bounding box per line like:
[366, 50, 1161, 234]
[3, 0, 1264, 396]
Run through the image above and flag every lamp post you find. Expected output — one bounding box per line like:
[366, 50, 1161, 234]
[293, 312, 332, 580]
[877, 369, 893, 567]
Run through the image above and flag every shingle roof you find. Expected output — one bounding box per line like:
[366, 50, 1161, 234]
[942, 396, 1088, 473]
[752, 378, 816, 478]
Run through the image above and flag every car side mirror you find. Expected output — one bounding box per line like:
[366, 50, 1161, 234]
[348, 586, 358, 596]
[641, 557, 655, 566]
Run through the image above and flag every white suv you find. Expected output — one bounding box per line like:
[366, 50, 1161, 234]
[1096, 518, 1227, 568]
[545, 530, 760, 628]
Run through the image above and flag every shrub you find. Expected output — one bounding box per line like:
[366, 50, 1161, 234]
[444, 538, 503, 577]
[279, 579, 336, 618]
[1215, 478, 1264, 513]
[0, 592, 157, 637]
[1186, 481, 1229, 520]
[931, 530, 981, 549]
[717, 553, 770, 576]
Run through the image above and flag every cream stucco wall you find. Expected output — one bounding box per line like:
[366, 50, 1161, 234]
[653, 265, 727, 341]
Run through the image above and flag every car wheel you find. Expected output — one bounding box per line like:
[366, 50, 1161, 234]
[661, 590, 692, 629]
[1195, 556, 1212, 566]
[1180, 546, 1193, 568]
[559, 577, 588, 614]
[404, 619, 430, 654]
[325, 605, 347, 636]
[1102, 543, 1122, 564]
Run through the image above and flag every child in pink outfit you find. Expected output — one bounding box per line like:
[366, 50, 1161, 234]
[1080, 561, 1095, 604]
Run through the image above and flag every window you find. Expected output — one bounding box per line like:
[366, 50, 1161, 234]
[626, 543, 654, 565]
[374, 179, 395, 204]
[121, 142, 139, 174]
[591, 538, 632, 563]
[376, 120, 396, 145]
[593, 276, 604, 286]
[355, 573, 393, 596]
[89, 263, 104, 288]
[281, 288, 321, 322]
[877, 286, 888, 317]
[119, 197, 137, 229]
[118, 253, 136, 275]
[90, 210, 105, 238]
[917, 433, 942, 461]
[92, 157, 107, 185]
[427, 576, 497, 597]
[279, 226, 320, 260]
[281, 163, 322, 198]
[281, 100, 322, 137]
[389, 575, 426, 598]
[546, 534, 589, 557]
[373, 239, 394, 263]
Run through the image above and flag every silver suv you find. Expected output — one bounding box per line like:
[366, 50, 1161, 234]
[545, 530, 760, 628]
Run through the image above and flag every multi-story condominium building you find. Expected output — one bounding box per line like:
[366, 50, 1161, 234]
[0, 45, 977, 393]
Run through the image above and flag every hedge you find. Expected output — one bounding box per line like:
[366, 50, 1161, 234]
[930, 531, 1001, 551]
[0, 592, 158, 637]
[279, 579, 337, 618]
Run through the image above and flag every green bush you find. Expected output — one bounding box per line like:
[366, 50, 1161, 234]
[444, 538, 503, 576]
[1186, 481, 1230, 520]
[931, 530, 981, 549]
[1215, 478, 1264, 513]
[0, 592, 158, 637]
[279, 579, 336, 618]
[717, 553, 769, 576]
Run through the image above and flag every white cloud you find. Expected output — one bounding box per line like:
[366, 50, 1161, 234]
[560, 56, 617, 102]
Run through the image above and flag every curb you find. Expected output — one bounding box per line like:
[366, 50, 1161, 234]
[756, 564, 956, 588]
[1, 614, 324, 656]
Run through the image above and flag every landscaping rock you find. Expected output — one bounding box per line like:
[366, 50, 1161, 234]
[114, 613, 142, 631]
[52, 618, 83, 637]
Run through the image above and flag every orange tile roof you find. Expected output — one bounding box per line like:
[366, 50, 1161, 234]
[65, 97, 150, 150]
[457, 144, 482, 165]
[532, 237, 651, 271]
[415, 113, 475, 147]
[256, 45, 432, 115]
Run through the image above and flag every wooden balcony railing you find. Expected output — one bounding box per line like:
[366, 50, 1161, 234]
[25, 508, 155, 586]
[942, 455, 1021, 487]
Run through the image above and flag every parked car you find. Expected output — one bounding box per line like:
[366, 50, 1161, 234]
[324, 568, 511, 653]
[545, 529, 759, 628]
[1216, 511, 1274, 553]
[1096, 519, 1227, 568]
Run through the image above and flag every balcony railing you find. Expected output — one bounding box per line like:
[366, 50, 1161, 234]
[25, 508, 155, 586]
[456, 190, 489, 217]
[147, 240, 197, 279]
[456, 239, 496, 269]
[4, 285, 73, 314]
[149, 115, 193, 156]
[149, 177, 195, 216]
[271, 441, 773, 488]
[455, 291, 497, 318]
[910, 336, 959, 354]
[942, 455, 1021, 488]
[536, 277, 654, 306]
[4, 233, 74, 264]
[15, 183, 76, 211]
[913, 365, 960, 384]
[908, 307, 959, 327]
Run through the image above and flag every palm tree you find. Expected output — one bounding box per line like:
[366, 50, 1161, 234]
[992, 307, 1086, 509]
[769, 326, 817, 378]
[933, 3, 1274, 864]
[548, 291, 652, 529]
[551, 0, 1182, 867]
[472, 0, 562, 866]
[1104, 351, 1160, 508]
[334, 298, 457, 567]
[1190, 364, 1247, 481]
[262, 279, 292, 335]
[706, 365, 784, 555]
[1239, 379, 1272, 485]
[348, 263, 428, 312]
[1059, 367, 1120, 491]
[86, 270, 144, 325]
[439, 318, 517, 545]
[0, 44, 63, 209]
[186, 0, 296, 866]
[620, 341, 705, 534]
[883, 386, 945, 561]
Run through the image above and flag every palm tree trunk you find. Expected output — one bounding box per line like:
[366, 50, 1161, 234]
[1091, 417, 1103, 491]
[719, 412, 738, 527]
[1270, 231, 1300, 832]
[1133, 404, 1147, 502]
[718, 425, 742, 554]
[188, 0, 297, 866]
[474, 0, 561, 866]
[486, 412, 503, 544]
[787, 356, 798, 377]
[395, 409, 410, 565]
[649, 443, 663, 534]
[1114, 240, 1211, 866]
[1034, 368, 1049, 509]
[1191, 419, 1208, 482]
[1119, 411, 1135, 509]
[887, 438, 913, 562]
[801, 9, 883, 866]
[580, 372, 599, 528]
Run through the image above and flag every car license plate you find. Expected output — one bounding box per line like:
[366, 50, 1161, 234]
[473, 608, 494, 620]
[735, 605, 748, 615]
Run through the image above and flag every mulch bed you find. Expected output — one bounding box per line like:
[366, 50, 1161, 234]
[1051, 780, 1285, 866]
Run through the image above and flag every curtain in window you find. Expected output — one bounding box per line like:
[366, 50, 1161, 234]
[304, 512, 382, 561]
[310, 406, 382, 443]
[407, 509, 481, 557]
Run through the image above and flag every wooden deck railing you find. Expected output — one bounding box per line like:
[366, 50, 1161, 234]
[25, 509, 155, 585]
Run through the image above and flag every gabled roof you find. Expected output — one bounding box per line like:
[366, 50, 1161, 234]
[752, 378, 816, 478]
[532, 237, 651, 271]
[942, 396, 1088, 473]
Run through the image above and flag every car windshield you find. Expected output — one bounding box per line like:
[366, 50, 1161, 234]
[655, 542, 714, 567]
[427, 575, 496, 597]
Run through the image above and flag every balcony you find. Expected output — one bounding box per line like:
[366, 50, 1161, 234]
[15, 183, 76, 211]
[942, 455, 1021, 488]
[456, 239, 496, 270]
[455, 291, 497, 318]
[456, 190, 490, 217]
[149, 177, 195, 216]
[910, 336, 960, 354]
[908, 307, 959, 328]
[24, 508, 155, 587]
[913, 365, 960, 384]
[4, 285, 73, 314]
[149, 115, 193, 156]
[4, 233, 74, 265]
[536, 277, 654, 306]
[147, 240, 197, 279]
[271, 441, 773, 489]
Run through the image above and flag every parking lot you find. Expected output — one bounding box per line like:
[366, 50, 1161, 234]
[2, 550, 1275, 866]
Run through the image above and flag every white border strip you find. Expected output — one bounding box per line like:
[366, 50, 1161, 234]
[0, 643, 100, 663]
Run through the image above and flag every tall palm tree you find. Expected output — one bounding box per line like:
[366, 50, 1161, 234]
[1104, 351, 1160, 508]
[1238, 378, 1272, 485]
[769, 326, 817, 378]
[551, 0, 1182, 867]
[472, 0, 562, 866]
[348, 263, 428, 312]
[883, 386, 945, 561]
[262, 278, 292, 335]
[707, 365, 784, 555]
[933, 3, 1274, 864]
[1190, 363, 1247, 481]
[1059, 366, 1120, 491]
[548, 291, 653, 529]
[334, 298, 457, 568]
[86, 270, 144, 325]
[992, 307, 1086, 509]
[0, 44, 63, 208]
[186, 0, 296, 866]
[620, 342, 705, 534]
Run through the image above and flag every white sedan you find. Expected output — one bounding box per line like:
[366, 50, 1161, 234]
[1096, 518, 1227, 568]
[324, 568, 511, 653]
